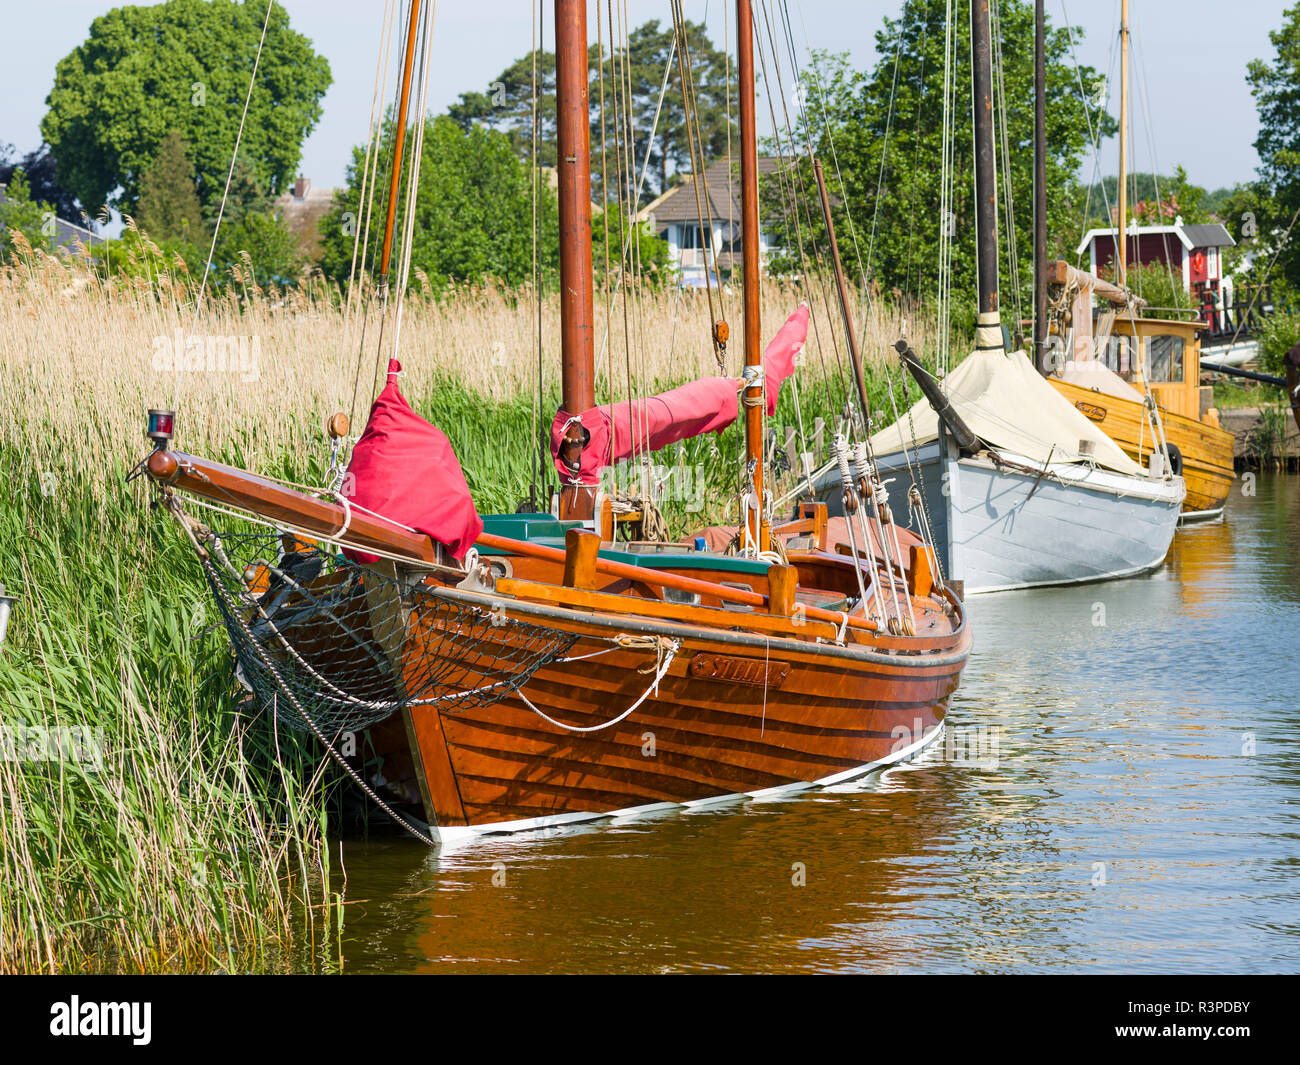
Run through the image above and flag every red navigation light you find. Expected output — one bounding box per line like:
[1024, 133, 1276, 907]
[147, 409, 175, 448]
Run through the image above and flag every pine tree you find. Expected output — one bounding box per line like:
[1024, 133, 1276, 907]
[136, 131, 207, 245]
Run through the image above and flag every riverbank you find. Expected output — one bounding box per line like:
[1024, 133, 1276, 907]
[1219, 406, 1300, 468]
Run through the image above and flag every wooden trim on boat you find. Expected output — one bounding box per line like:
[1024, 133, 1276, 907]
[477, 530, 880, 634]
[146, 449, 437, 563]
[494, 576, 842, 642]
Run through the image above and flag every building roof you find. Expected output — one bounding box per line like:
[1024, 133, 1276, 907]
[637, 157, 788, 228]
[1180, 222, 1235, 249]
[1076, 219, 1235, 256]
[0, 184, 104, 251]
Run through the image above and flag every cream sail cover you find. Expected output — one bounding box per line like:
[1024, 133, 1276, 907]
[1055, 360, 1146, 402]
[870, 346, 1144, 476]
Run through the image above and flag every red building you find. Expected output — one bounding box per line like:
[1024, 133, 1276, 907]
[1077, 219, 1235, 305]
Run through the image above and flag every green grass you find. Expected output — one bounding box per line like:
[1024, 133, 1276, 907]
[0, 446, 348, 973]
[1212, 380, 1272, 410]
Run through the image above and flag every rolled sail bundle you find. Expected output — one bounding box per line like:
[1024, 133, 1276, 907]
[550, 303, 809, 485]
[342, 358, 483, 562]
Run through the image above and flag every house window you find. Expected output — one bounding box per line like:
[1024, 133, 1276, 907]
[1146, 334, 1185, 383]
[682, 223, 713, 250]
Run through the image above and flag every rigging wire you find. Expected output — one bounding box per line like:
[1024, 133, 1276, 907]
[386, 0, 438, 376]
[531, 0, 546, 509]
[345, 0, 398, 319]
[175, 0, 275, 412]
[346, 0, 400, 432]
[670, 0, 729, 370]
[990, 0, 1023, 338]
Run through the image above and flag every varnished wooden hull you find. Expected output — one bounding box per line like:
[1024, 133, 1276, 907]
[400, 589, 970, 841]
[1049, 378, 1235, 518]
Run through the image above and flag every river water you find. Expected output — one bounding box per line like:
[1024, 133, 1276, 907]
[327, 473, 1298, 974]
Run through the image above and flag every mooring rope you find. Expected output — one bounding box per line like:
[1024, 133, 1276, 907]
[516, 637, 680, 734]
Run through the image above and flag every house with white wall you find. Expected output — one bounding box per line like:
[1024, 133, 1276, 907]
[636, 158, 784, 287]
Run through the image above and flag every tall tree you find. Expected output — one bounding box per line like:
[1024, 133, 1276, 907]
[765, 0, 1110, 331]
[41, 0, 330, 218]
[318, 113, 666, 290]
[1248, 3, 1300, 289]
[596, 19, 735, 202]
[448, 49, 560, 167]
[319, 115, 560, 292]
[135, 131, 207, 245]
[449, 18, 736, 203]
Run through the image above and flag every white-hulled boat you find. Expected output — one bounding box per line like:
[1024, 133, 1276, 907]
[827, 316, 1185, 595]
[813, 0, 1183, 596]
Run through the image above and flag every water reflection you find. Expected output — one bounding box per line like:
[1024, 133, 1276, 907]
[331, 475, 1299, 973]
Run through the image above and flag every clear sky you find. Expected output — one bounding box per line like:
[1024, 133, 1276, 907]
[0, 0, 1287, 199]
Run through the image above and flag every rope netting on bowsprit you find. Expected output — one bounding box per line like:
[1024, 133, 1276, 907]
[192, 527, 579, 735]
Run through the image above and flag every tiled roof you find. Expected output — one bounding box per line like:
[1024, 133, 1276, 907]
[639, 157, 789, 227]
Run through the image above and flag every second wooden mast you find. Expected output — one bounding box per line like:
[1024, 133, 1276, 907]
[737, 0, 768, 553]
[555, 0, 597, 521]
[971, 0, 1002, 354]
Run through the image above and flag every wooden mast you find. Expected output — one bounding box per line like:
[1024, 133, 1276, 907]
[737, 0, 768, 553]
[971, 0, 1001, 352]
[1033, 0, 1048, 373]
[1117, 0, 1130, 286]
[378, 0, 423, 285]
[555, 0, 597, 521]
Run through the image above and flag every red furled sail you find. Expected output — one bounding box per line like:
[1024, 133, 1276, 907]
[550, 303, 809, 485]
[342, 359, 483, 561]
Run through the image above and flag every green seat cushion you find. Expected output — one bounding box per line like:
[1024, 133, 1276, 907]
[476, 513, 767, 575]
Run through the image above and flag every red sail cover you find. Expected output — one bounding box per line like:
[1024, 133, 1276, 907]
[550, 303, 809, 485]
[342, 359, 483, 562]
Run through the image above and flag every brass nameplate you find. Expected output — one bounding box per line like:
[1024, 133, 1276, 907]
[688, 653, 790, 687]
[1075, 400, 1107, 422]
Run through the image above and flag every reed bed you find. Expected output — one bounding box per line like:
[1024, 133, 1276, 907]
[0, 244, 943, 972]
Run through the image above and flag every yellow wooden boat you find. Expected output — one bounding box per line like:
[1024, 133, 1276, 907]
[1046, 262, 1235, 521]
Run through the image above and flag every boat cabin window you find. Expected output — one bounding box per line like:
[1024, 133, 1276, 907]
[1146, 334, 1185, 383]
[1100, 334, 1137, 375]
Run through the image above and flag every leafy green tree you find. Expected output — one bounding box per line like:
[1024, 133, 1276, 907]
[208, 150, 272, 231]
[449, 49, 561, 167]
[0, 170, 58, 261]
[1214, 181, 1291, 288]
[1257, 305, 1300, 375]
[764, 0, 1111, 331]
[41, 0, 330, 218]
[1248, 3, 1300, 289]
[136, 131, 208, 245]
[319, 115, 560, 292]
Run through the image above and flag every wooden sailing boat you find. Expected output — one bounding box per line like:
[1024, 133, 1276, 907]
[140, 0, 971, 844]
[837, 0, 1186, 595]
[1040, 0, 1235, 521]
